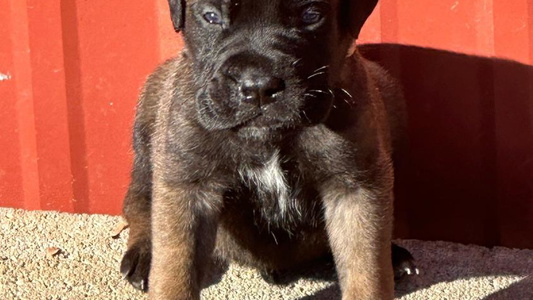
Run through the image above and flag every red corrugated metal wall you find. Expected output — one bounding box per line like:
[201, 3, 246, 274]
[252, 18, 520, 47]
[1, 0, 532, 248]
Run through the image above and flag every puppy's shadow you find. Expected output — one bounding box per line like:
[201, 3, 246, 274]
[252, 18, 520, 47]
[295, 257, 413, 300]
[258, 257, 341, 300]
[201, 240, 532, 300]
[203, 256, 342, 299]
[301, 242, 532, 300]
[483, 276, 533, 300]
[285, 255, 415, 300]
[268, 256, 338, 285]
[299, 286, 341, 300]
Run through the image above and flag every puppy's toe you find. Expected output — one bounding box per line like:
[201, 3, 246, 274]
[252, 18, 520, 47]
[394, 260, 419, 280]
[392, 243, 419, 280]
[260, 269, 289, 285]
[120, 243, 151, 292]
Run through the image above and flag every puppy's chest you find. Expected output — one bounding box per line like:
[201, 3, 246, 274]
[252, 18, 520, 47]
[237, 151, 318, 225]
[240, 153, 291, 205]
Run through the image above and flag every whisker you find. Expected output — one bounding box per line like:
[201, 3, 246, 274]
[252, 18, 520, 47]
[339, 88, 353, 99]
[312, 65, 329, 73]
[271, 232, 279, 245]
[302, 110, 312, 123]
[308, 89, 329, 95]
[307, 71, 327, 80]
[292, 58, 303, 67]
[304, 93, 318, 98]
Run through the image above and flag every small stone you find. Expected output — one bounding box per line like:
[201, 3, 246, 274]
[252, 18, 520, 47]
[46, 247, 61, 258]
[111, 220, 129, 239]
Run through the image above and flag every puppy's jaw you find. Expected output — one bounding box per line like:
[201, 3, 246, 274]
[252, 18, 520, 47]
[234, 126, 289, 142]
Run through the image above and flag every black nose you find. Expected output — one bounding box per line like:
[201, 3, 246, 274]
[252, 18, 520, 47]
[239, 76, 285, 107]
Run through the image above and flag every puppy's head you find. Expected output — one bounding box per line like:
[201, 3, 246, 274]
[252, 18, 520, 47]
[169, 0, 378, 139]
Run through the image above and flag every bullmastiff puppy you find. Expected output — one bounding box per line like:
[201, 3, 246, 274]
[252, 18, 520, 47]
[120, 0, 416, 299]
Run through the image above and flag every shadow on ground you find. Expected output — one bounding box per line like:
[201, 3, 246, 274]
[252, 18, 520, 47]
[203, 238, 532, 299]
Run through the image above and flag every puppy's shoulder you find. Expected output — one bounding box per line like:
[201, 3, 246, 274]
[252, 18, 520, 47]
[133, 53, 194, 147]
[359, 57, 400, 96]
[140, 54, 191, 103]
[358, 55, 407, 154]
[136, 53, 194, 119]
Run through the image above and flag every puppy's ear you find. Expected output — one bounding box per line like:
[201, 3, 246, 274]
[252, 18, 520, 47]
[341, 0, 379, 39]
[168, 0, 185, 32]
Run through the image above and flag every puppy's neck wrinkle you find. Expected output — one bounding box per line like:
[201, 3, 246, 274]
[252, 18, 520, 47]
[230, 128, 298, 156]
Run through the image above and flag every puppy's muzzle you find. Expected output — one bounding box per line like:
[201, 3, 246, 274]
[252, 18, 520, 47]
[208, 53, 285, 109]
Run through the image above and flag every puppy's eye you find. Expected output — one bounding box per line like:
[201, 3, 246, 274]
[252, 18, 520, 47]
[203, 12, 222, 25]
[301, 7, 323, 25]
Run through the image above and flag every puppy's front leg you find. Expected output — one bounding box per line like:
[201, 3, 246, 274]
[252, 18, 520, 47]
[323, 186, 394, 300]
[149, 181, 221, 300]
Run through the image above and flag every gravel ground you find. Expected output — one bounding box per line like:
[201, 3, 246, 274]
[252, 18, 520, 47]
[0, 207, 532, 299]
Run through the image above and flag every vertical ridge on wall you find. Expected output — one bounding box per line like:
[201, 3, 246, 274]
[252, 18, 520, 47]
[530, 1, 533, 64]
[469, 57, 499, 246]
[0, 2, 15, 205]
[491, 0, 533, 248]
[72, 0, 161, 214]
[10, 0, 41, 210]
[474, 54, 500, 246]
[474, 0, 495, 57]
[27, 0, 75, 212]
[61, 0, 90, 213]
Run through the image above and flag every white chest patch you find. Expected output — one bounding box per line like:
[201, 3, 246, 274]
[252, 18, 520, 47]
[239, 151, 291, 215]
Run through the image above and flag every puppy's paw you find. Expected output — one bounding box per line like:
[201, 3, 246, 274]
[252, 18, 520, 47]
[392, 243, 419, 280]
[260, 269, 286, 285]
[120, 242, 151, 292]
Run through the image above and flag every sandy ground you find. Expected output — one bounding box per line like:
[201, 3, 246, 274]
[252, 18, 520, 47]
[0, 207, 532, 299]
